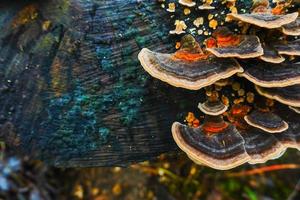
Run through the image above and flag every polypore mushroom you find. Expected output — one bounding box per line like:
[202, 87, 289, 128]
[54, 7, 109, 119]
[241, 127, 286, 164]
[198, 91, 228, 116]
[274, 39, 300, 56]
[172, 116, 250, 170]
[259, 44, 285, 63]
[244, 110, 289, 133]
[227, 0, 298, 29]
[198, 100, 228, 116]
[138, 35, 243, 90]
[256, 85, 300, 107]
[226, 104, 287, 163]
[205, 27, 263, 59]
[239, 60, 300, 88]
[273, 105, 300, 150]
[282, 18, 300, 36]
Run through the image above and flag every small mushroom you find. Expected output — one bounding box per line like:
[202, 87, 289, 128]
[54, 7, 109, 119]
[282, 18, 300, 36]
[239, 60, 300, 88]
[274, 39, 300, 56]
[227, 0, 298, 29]
[259, 44, 285, 63]
[172, 116, 250, 170]
[198, 0, 215, 10]
[256, 85, 300, 107]
[138, 35, 243, 90]
[198, 100, 228, 116]
[198, 91, 228, 116]
[244, 110, 289, 133]
[205, 27, 263, 59]
[179, 0, 196, 7]
[275, 128, 300, 150]
[241, 127, 286, 164]
[273, 105, 300, 150]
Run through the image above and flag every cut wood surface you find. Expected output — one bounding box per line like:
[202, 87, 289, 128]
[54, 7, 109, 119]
[0, 0, 206, 167]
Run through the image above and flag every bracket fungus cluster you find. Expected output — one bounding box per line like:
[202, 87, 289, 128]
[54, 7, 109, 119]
[138, 0, 300, 170]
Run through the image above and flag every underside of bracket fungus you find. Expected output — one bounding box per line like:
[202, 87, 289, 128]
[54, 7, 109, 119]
[227, 0, 298, 29]
[239, 60, 300, 88]
[205, 27, 263, 59]
[138, 35, 243, 90]
[244, 110, 289, 133]
[256, 85, 300, 107]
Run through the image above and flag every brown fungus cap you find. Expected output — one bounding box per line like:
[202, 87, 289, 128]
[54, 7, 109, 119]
[239, 60, 300, 88]
[198, 92, 228, 116]
[227, 12, 298, 29]
[240, 127, 286, 164]
[272, 105, 300, 150]
[206, 27, 263, 59]
[244, 110, 289, 133]
[138, 35, 243, 90]
[256, 85, 300, 107]
[259, 44, 285, 63]
[198, 101, 228, 116]
[282, 18, 300, 36]
[172, 103, 300, 169]
[172, 117, 250, 170]
[274, 39, 300, 56]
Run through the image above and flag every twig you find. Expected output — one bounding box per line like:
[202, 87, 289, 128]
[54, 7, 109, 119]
[226, 164, 300, 177]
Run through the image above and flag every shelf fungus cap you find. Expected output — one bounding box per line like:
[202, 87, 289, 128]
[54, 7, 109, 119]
[241, 127, 286, 164]
[259, 44, 285, 64]
[198, 91, 228, 116]
[198, 101, 228, 116]
[244, 110, 289, 133]
[274, 40, 300, 56]
[138, 35, 243, 90]
[227, 12, 298, 29]
[172, 118, 250, 170]
[282, 18, 300, 36]
[179, 0, 196, 7]
[239, 60, 300, 88]
[272, 105, 300, 150]
[205, 27, 263, 59]
[256, 85, 300, 107]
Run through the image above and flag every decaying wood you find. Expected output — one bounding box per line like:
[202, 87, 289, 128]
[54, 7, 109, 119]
[0, 0, 206, 167]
